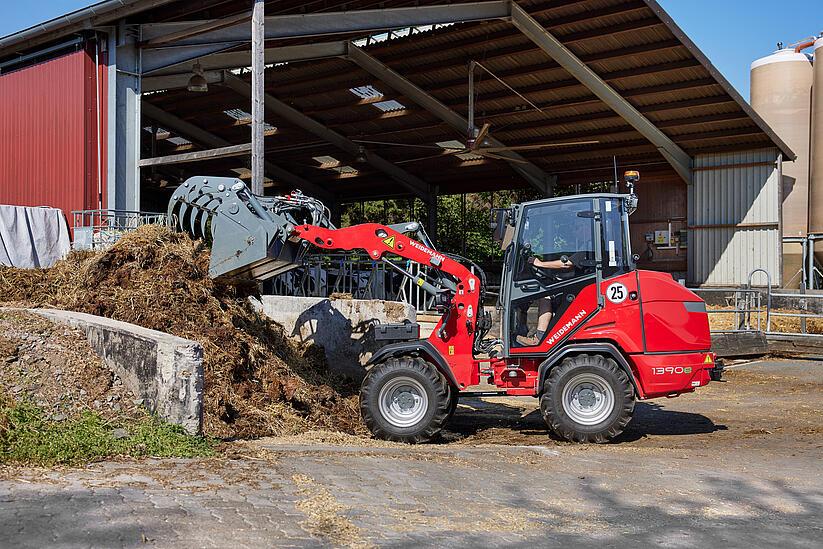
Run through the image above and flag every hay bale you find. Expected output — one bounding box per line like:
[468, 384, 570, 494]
[0, 225, 362, 439]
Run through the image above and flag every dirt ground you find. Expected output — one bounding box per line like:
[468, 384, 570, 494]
[249, 357, 823, 461]
[435, 360, 823, 455]
[0, 359, 821, 548]
[0, 310, 142, 421]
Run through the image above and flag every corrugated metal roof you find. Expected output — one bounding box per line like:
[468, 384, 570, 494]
[0, 0, 795, 200]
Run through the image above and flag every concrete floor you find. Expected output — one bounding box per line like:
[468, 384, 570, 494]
[1, 360, 821, 548]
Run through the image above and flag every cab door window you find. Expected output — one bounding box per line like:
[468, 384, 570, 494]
[600, 197, 631, 279]
[509, 198, 597, 348]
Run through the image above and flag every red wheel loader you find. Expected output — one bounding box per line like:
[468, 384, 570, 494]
[168, 171, 722, 443]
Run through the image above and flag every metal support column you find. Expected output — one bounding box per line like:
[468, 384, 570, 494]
[115, 24, 141, 211]
[251, 0, 265, 195]
[427, 187, 439, 247]
[105, 28, 118, 211]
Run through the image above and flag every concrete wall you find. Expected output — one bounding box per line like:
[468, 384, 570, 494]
[253, 296, 415, 378]
[32, 309, 204, 434]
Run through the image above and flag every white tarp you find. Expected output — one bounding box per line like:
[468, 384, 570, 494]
[0, 205, 71, 268]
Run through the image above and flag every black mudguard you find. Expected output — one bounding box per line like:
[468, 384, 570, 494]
[367, 340, 458, 389]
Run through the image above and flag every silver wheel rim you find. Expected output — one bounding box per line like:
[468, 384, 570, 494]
[561, 373, 615, 426]
[378, 376, 429, 428]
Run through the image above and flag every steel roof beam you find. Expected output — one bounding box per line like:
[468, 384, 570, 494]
[297, 57, 701, 119]
[222, 73, 430, 202]
[145, 41, 348, 77]
[344, 43, 555, 196]
[143, 70, 225, 93]
[140, 1, 512, 46]
[510, 3, 691, 183]
[141, 101, 332, 202]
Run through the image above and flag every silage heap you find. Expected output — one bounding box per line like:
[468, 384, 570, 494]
[0, 225, 362, 438]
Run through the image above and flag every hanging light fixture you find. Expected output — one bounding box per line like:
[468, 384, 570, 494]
[187, 62, 208, 93]
[355, 145, 367, 164]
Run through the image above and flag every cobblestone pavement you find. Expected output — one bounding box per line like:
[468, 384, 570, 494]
[1, 360, 822, 548]
[1, 440, 821, 549]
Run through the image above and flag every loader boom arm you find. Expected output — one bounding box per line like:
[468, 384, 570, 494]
[168, 177, 486, 373]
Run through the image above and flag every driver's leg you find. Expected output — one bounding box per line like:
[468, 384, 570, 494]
[536, 297, 553, 333]
[516, 297, 552, 346]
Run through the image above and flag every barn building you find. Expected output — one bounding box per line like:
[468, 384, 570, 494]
[0, 0, 795, 286]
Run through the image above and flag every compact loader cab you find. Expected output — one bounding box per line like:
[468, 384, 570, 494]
[499, 193, 633, 353]
[169, 172, 722, 445]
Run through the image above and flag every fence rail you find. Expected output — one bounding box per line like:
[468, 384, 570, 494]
[705, 268, 823, 337]
[267, 253, 438, 312]
[71, 209, 167, 250]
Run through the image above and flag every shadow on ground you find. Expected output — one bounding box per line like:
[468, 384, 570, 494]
[0, 489, 169, 547]
[442, 398, 725, 444]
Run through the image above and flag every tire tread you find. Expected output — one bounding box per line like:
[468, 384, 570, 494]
[540, 353, 635, 443]
[360, 356, 450, 443]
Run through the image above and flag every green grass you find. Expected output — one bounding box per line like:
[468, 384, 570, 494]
[0, 397, 215, 466]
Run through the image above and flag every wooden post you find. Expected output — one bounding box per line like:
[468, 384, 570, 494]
[251, 0, 265, 195]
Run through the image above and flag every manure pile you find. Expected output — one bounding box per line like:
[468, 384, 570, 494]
[0, 225, 362, 438]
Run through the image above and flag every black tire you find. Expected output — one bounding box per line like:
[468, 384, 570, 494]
[445, 383, 459, 423]
[360, 356, 450, 443]
[540, 354, 635, 443]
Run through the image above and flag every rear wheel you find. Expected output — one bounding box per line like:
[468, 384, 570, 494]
[360, 356, 450, 443]
[540, 354, 635, 443]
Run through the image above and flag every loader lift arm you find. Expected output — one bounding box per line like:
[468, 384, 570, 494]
[168, 177, 491, 371]
[291, 222, 487, 348]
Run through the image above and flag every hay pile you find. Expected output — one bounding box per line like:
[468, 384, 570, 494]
[0, 225, 362, 438]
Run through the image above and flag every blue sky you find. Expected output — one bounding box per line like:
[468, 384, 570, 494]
[1, 1, 820, 99]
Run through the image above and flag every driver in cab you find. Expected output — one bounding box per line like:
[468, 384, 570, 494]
[515, 255, 574, 346]
[515, 212, 592, 347]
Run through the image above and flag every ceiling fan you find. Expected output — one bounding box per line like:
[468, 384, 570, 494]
[346, 58, 600, 165]
[353, 124, 598, 166]
[348, 59, 599, 165]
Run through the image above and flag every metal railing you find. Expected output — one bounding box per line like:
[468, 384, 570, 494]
[783, 234, 823, 290]
[72, 209, 167, 250]
[705, 268, 823, 337]
[267, 252, 437, 312]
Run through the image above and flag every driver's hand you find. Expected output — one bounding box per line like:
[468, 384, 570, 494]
[533, 258, 573, 270]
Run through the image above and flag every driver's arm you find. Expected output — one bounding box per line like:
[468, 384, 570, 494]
[528, 256, 573, 270]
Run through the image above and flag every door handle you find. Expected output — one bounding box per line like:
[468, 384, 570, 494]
[517, 282, 541, 292]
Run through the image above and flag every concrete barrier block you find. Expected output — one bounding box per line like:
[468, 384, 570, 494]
[31, 309, 204, 434]
[252, 296, 415, 378]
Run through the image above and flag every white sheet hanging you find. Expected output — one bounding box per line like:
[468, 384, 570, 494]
[0, 205, 71, 268]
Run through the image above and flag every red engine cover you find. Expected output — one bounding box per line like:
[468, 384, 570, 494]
[638, 271, 711, 353]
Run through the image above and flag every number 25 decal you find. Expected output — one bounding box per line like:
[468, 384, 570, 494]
[606, 282, 627, 304]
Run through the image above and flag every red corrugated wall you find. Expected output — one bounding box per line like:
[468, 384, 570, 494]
[0, 45, 106, 228]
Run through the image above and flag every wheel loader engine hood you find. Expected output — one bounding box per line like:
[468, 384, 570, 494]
[637, 270, 711, 353]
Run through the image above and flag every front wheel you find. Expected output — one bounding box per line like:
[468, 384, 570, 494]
[540, 354, 635, 443]
[360, 356, 450, 443]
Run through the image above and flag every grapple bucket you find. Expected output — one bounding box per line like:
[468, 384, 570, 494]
[167, 177, 331, 281]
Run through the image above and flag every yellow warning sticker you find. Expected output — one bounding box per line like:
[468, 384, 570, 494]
[416, 278, 425, 287]
[448, 346, 455, 356]
[704, 355, 713, 364]
[382, 235, 396, 248]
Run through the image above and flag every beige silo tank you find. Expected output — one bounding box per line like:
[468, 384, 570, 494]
[751, 48, 813, 287]
[810, 38, 823, 236]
